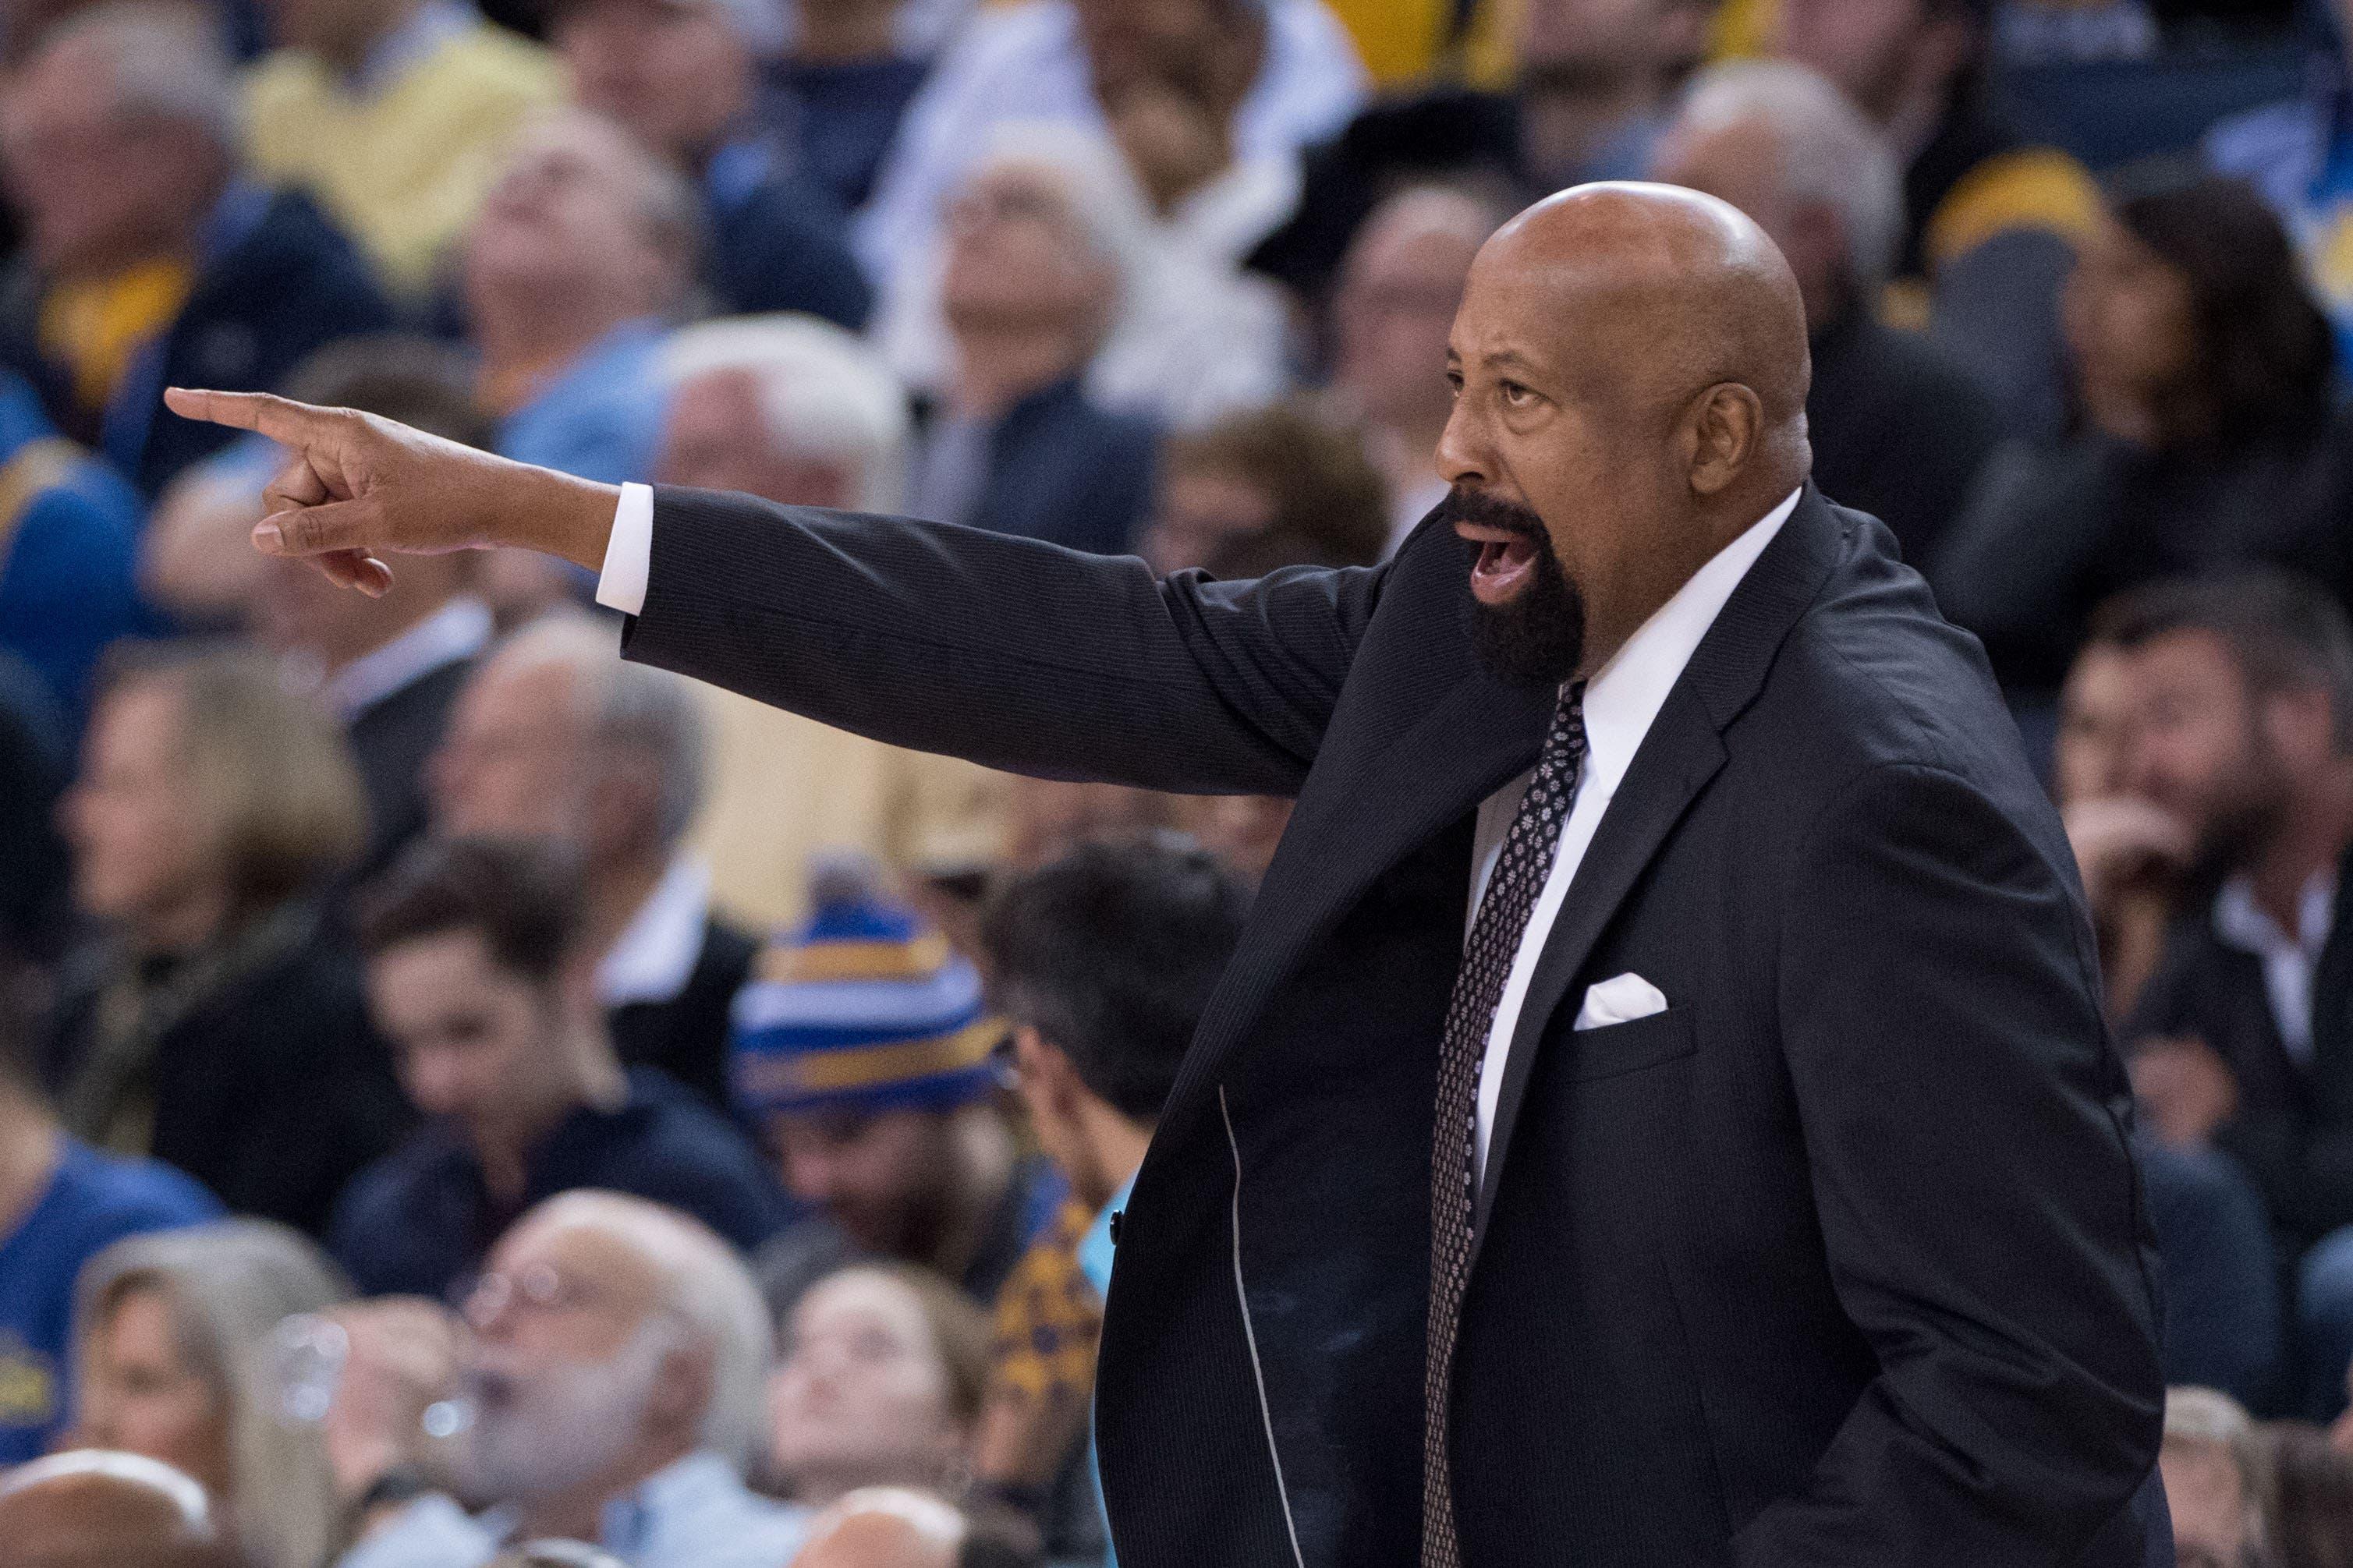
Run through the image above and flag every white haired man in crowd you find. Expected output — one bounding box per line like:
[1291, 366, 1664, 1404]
[335, 1191, 803, 1568]
[1650, 58, 2009, 567]
[430, 614, 755, 1111]
[655, 315, 1006, 932]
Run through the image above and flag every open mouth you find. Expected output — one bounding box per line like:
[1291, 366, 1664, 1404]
[1457, 522, 1542, 606]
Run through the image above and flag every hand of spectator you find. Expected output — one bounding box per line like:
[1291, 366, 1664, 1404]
[320, 1297, 466, 1506]
[2063, 795, 2191, 912]
[2129, 1035, 2239, 1149]
[161, 388, 620, 598]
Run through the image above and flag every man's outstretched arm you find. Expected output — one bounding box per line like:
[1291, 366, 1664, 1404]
[166, 388, 1380, 795]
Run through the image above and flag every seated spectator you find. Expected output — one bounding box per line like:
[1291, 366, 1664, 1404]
[1774, 0, 2100, 435]
[72, 1220, 349, 1568]
[45, 646, 409, 1233]
[0, 369, 146, 727]
[461, 109, 689, 484]
[0, 657, 70, 959]
[900, 142, 1161, 553]
[1994, 0, 2158, 62]
[332, 835, 791, 1299]
[732, 871, 1061, 1314]
[0, 949, 216, 1464]
[431, 616, 758, 1109]
[655, 317, 1009, 932]
[1933, 172, 2353, 704]
[973, 838, 1246, 1549]
[855, 0, 1366, 320]
[790, 1488, 968, 1568]
[1249, 0, 1715, 308]
[1321, 186, 1498, 555]
[146, 338, 496, 883]
[2264, 1421, 2353, 1568]
[553, 0, 870, 327]
[2163, 1387, 2267, 1568]
[1651, 60, 2007, 567]
[765, 0, 936, 214]
[1139, 398, 1387, 574]
[769, 1262, 990, 1506]
[0, 3, 394, 495]
[2208, 0, 2353, 368]
[1003, 779, 1181, 872]
[0, 1450, 236, 1568]
[243, 0, 565, 298]
[335, 1191, 806, 1568]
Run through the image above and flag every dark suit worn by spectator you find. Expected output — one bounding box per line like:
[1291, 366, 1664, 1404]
[700, 140, 874, 330]
[914, 377, 1157, 556]
[608, 916, 759, 1113]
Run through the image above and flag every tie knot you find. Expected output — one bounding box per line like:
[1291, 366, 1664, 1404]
[1545, 681, 1588, 760]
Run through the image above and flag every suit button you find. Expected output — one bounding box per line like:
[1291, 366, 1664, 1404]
[1109, 1210, 1123, 1245]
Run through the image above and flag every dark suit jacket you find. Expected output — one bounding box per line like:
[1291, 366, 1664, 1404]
[964, 377, 1157, 557]
[345, 656, 473, 888]
[607, 915, 759, 1112]
[617, 483, 2167, 1566]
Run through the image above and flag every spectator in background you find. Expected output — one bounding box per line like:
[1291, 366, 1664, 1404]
[732, 870, 1061, 1316]
[332, 837, 790, 1300]
[552, 0, 872, 328]
[0, 656, 70, 961]
[901, 140, 1161, 554]
[0, 948, 217, 1464]
[856, 0, 1366, 319]
[335, 1191, 806, 1568]
[0, 1450, 237, 1568]
[2208, 0, 2353, 368]
[0, 3, 394, 496]
[461, 109, 689, 485]
[2163, 1387, 2266, 1568]
[1933, 172, 2353, 706]
[654, 317, 1008, 933]
[1322, 186, 1496, 555]
[789, 1488, 969, 1568]
[146, 338, 496, 884]
[1650, 60, 2006, 568]
[766, 0, 936, 215]
[242, 0, 565, 299]
[2265, 1421, 2353, 1568]
[431, 616, 757, 1109]
[71, 1220, 348, 1568]
[1773, 0, 2100, 435]
[0, 368, 146, 728]
[1139, 398, 1387, 574]
[1249, 0, 1716, 309]
[44, 646, 409, 1233]
[972, 838, 1247, 1552]
[768, 1262, 990, 1506]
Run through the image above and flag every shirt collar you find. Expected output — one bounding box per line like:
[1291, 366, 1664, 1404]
[316, 596, 491, 720]
[597, 855, 713, 1007]
[1576, 487, 1802, 801]
[2214, 870, 2337, 958]
[599, 1451, 740, 1556]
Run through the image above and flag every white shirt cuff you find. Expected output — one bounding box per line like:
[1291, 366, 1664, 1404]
[596, 482, 655, 617]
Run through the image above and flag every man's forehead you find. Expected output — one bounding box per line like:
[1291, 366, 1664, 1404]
[493, 1217, 661, 1294]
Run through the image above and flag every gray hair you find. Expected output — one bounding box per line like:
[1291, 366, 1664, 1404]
[1674, 60, 1905, 295]
[2165, 1385, 2256, 1446]
[32, 2, 236, 149]
[494, 614, 709, 848]
[522, 1192, 774, 1470]
[661, 315, 912, 513]
[74, 1221, 349, 1568]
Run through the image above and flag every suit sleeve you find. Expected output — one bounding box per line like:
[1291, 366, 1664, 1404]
[618, 487, 1386, 795]
[1736, 762, 2164, 1566]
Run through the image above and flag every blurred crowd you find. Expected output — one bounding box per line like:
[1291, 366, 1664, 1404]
[0, 0, 2348, 1561]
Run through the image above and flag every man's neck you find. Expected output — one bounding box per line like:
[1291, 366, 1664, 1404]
[794, 0, 895, 63]
[473, 303, 633, 411]
[130, 885, 236, 959]
[0, 1093, 62, 1243]
[316, 588, 457, 680]
[512, 1439, 696, 1544]
[2250, 775, 2353, 935]
[1075, 1107, 1152, 1214]
[913, 1109, 1015, 1282]
[583, 851, 669, 973]
[949, 325, 1086, 423]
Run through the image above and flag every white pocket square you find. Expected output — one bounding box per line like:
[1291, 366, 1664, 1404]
[1574, 972, 1668, 1031]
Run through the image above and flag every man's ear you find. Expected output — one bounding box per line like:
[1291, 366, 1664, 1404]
[1014, 1025, 1083, 1115]
[647, 1334, 714, 1435]
[1685, 383, 1763, 497]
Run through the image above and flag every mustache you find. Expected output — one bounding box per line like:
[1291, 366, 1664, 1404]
[1432, 487, 1547, 539]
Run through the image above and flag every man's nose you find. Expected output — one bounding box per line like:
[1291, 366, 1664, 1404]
[1433, 398, 1488, 491]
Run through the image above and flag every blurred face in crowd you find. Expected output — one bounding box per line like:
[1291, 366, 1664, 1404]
[367, 929, 588, 1158]
[555, 0, 750, 168]
[2056, 643, 2142, 809]
[464, 114, 676, 337]
[1775, 0, 1972, 125]
[62, 680, 219, 945]
[2162, 1435, 2256, 1568]
[1520, 0, 1710, 82]
[459, 1214, 700, 1503]
[74, 1286, 232, 1500]
[257, 0, 386, 69]
[0, 35, 224, 278]
[1073, 0, 1248, 108]
[1143, 462, 1275, 574]
[1652, 118, 1848, 330]
[657, 368, 857, 505]
[941, 161, 1114, 344]
[767, 1109, 957, 1257]
[769, 1269, 967, 1498]
[1333, 197, 1487, 440]
[432, 657, 590, 840]
[2064, 213, 2199, 432]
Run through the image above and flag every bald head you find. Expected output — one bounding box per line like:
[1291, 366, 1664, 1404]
[0, 1452, 232, 1568]
[791, 1488, 966, 1568]
[1437, 182, 1813, 685]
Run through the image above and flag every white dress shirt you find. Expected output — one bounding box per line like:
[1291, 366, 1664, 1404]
[2213, 870, 2337, 1065]
[1465, 488, 1802, 1181]
[311, 595, 491, 721]
[598, 852, 716, 1009]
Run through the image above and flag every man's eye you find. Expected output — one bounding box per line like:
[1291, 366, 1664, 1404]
[1501, 381, 1533, 405]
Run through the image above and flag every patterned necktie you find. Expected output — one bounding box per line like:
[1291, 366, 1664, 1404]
[1423, 681, 1589, 1568]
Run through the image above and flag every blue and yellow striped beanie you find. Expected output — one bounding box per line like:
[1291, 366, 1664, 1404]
[729, 877, 998, 1117]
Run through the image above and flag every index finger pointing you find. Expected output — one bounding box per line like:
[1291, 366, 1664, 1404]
[163, 388, 338, 448]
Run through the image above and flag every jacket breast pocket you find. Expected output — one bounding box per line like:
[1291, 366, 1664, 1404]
[1571, 1007, 1696, 1081]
